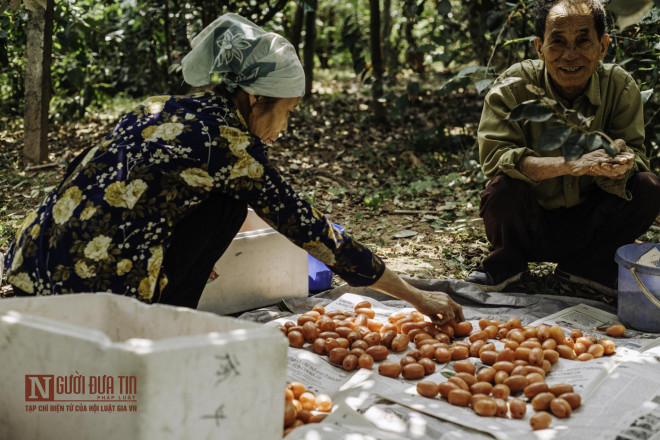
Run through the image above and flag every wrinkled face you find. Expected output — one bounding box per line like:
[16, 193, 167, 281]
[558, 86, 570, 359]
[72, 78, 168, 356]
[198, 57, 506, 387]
[534, 2, 609, 101]
[247, 97, 300, 144]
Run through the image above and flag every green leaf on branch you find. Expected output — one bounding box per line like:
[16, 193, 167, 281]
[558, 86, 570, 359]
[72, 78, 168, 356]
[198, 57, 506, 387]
[437, 76, 470, 97]
[562, 134, 585, 161]
[475, 79, 492, 94]
[525, 84, 545, 96]
[577, 113, 595, 128]
[641, 89, 653, 105]
[541, 97, 558, 107]
[538, 126, 572, 151]
[508, 102, 554, 122]
[639, 6, 659, 23]
[457, 65, 486, 78]
[508, 103, 526, 121]
[490, 76, 522, 90]
[585, 133, 603, 152]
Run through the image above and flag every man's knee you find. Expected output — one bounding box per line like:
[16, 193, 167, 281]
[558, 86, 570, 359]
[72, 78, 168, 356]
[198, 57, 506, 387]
[480, 175, 533, 217]
[629, 172, 660, 211]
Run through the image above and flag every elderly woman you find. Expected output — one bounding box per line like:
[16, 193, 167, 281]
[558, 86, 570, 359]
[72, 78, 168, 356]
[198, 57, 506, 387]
[4, 14, 463, 324]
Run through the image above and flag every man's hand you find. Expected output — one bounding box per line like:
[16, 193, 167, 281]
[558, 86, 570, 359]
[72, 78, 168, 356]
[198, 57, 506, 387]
[567, 139, 634, 179]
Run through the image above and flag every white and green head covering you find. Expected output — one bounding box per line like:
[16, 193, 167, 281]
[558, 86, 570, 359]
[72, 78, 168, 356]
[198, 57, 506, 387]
[181, 13, 305, 98]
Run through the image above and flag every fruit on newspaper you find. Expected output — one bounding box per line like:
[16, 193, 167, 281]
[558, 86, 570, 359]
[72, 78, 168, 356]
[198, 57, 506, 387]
[280, 301, 618, 432]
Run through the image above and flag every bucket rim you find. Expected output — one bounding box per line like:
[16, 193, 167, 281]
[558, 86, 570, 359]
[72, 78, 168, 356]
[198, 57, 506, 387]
[615, 243, 660, 276]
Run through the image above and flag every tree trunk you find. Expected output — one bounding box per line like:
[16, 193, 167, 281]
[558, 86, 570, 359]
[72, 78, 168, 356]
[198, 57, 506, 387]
[163, 0, 172, 69]
[381, 0, 393, 71]
[291, 4, 304, 57]
[316, 8, 333, 69]
[521, 4, 530, 61]
[23, 0, 54, 165]
[369, 0, 385, 123]
[402, 0, 426, 74]
[303, 3, 317, 97]
[468, 0, 496, 66]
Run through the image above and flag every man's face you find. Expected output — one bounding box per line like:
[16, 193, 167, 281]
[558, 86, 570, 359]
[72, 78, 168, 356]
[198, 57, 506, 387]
[534, 2, 609, 101]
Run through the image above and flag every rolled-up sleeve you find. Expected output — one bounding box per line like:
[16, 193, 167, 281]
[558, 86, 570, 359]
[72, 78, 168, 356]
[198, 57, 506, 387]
[478, 82, 540, 185]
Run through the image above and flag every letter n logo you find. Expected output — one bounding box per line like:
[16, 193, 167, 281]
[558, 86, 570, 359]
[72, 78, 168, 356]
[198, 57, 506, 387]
[25, 375, 54, 401]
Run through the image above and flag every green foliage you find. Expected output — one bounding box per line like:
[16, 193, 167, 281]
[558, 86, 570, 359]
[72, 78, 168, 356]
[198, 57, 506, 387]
[0, 205, 18, 250]
[360, 186, 390, 210]
[1, 0, 293, 121]
[309, 0, 352, 69]
[0, 10, 26, 114]
[537, 126, 572, 152]
[608, 6, 660, 170]
[508, 101, 553, 123]
[508, 84, 619, 160]
[0, 0, 658, 165]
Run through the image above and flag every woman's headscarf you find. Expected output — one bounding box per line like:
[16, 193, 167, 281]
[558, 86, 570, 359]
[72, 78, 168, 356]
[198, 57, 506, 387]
[181, 13, 305, 98]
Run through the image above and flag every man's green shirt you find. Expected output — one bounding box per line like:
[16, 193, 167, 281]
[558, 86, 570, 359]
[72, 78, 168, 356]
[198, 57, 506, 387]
[478, 59, 649, 210]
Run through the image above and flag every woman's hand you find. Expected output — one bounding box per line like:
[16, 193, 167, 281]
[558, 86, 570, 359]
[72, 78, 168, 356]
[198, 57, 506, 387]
[408, 287, 465, 325]
[369, 268, 465, 325]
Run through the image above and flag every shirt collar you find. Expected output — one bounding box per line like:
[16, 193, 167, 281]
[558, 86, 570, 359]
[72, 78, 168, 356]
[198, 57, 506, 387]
[543, 61, 602, 107]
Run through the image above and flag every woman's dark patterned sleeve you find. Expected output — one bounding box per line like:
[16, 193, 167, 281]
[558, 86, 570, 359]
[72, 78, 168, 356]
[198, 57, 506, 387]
[219, 137, 386, 287]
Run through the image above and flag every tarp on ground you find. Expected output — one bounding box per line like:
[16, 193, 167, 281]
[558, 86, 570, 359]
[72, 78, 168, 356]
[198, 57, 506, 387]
[238, 277, 617, 326]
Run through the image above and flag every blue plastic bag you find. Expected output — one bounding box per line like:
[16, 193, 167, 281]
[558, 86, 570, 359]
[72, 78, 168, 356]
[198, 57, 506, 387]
[308, 224, 344, 291]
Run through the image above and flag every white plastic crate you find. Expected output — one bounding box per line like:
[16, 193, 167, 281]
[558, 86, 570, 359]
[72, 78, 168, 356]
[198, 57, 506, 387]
[0, 293, 287, 440]
[197, 209, 308, 315]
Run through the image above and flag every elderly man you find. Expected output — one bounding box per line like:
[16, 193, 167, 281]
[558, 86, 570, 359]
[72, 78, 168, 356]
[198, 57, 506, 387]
[466, 0, 660, 294]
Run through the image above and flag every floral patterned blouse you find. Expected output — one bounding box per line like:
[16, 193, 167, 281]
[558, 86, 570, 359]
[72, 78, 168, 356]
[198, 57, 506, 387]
[4, 92, 385, 301]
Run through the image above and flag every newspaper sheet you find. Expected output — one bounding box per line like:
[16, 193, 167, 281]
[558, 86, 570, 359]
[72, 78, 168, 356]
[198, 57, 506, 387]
[528, 303, 660, 354]
[278, 293, 660, 440]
